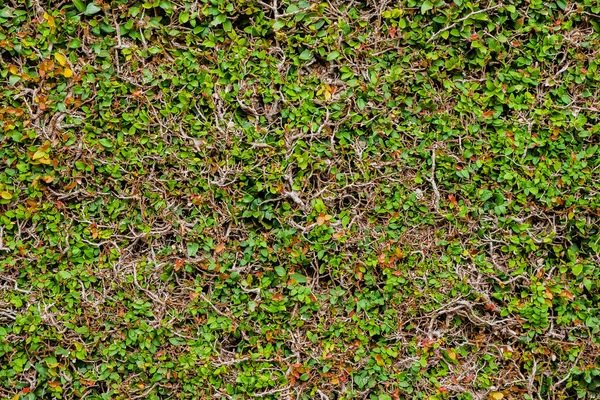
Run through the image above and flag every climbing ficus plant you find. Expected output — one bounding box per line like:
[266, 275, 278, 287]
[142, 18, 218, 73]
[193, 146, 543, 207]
[0, 0, 599, 399]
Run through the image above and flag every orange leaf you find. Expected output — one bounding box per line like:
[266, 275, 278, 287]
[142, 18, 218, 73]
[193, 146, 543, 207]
[559, 290, 574, 301]
[89, 223, 98, 239]
[316, 213, 326, 226]
[64, 180, 78, 190]
[41, 175, 54, 184]
[272, 293, 284, 301]
[48, 381, 60, 389]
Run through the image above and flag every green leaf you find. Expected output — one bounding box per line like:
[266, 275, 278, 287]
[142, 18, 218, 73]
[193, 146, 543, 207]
[274, 266, 286, 276]
[73, 0, 85, 12]
[421, 1, 434, 13]
[356, 98, 366, 110]
[99, 138, 113, 148]
[299, 49, 312, 60]
[290, 273, 307, 284]
[223, 19, 232, 31]
[572, 264, 583, 276]
[69, 38, 82, 48]
[169, 337, 186, 345]
[211, 14, 227, 26]
[84, 3, 102, 15]
[327, 51, 340, 61]
[179, 12, 189, 24]
[159, 1, 174, 11]
[0, 8, 13, 18]
[187, 242, 200, 257]
[58, 271, 72, 279]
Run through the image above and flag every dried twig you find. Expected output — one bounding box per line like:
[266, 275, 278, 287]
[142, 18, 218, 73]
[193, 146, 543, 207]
[427, 4, 503, 43]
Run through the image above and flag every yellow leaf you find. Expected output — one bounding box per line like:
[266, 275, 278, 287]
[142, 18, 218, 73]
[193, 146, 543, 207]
[1, 191, 12, 200]
[330, 377, 339, 384]
[33, 149, 47, 160]
[55, 52, 67, 67]
[44, 12, 56, 28]
[63, 67, 73, 78]
[446, 349, 457, 361]
[375, 354, 385, 366]
[488, 392, 504, 400]
[9, 65, 19, 75]
[41, 176, 54, 184]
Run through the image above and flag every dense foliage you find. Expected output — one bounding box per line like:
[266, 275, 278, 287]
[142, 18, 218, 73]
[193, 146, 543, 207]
[1, 0, 600, 398]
